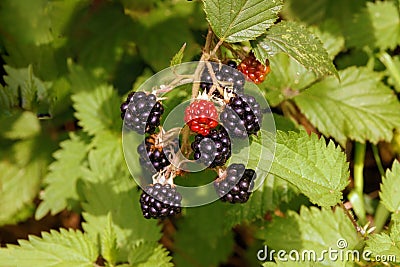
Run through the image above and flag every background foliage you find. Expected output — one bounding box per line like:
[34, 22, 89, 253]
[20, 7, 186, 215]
[0, 0, 400, 266]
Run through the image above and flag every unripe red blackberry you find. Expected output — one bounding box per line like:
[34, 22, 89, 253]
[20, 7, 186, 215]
[184, 99, 218, 136]
[214, 163, 256, 203]
[237, 53, 270, 84]
[140, 183, 182, 219]
[121, 91, 164, 134]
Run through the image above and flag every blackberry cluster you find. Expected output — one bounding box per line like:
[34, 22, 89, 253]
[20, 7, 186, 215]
[214, 163, 256, 203]
[137, 135, 170, 173]
[200, 61, 245, 98]
[120, 91, 164, 134]
[140, 183, 182, 219]
[191, 127, 231, 168]
[220, 94, 262, 138]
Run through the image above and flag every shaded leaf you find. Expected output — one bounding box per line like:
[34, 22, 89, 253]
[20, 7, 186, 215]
[35, 132, 90, 219]
[257, 206, 362, 266]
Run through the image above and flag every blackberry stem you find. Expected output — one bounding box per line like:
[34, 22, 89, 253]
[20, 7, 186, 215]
[191, 26, 214, 100]
[221, 42, 247, 60]
[205, 61, 225, 96]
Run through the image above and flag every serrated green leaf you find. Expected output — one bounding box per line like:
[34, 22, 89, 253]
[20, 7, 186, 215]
[0, 229, 98, 267]
[344, 1, 400, 50]
[380, 160, 400, 213]
[261, 53, 317, 107]
[293, 67, 400, 146]
[0, 138, 49, 226]
[170, 43, 186, 67]
[3, 65, 53, 112]
[174, 202, 234, 267]
[82, 167, 161, 261]
[270, 131, 349, 207]
[365, 219, 400, 263]
[257, 206, 362, 266]
[72, 84, 122, 135]
[204, 0, 283, 43]
[224, 173, 300, 228]
[0, 111, 40, 139]
[129, 242, 173, 267]
[102, 213, 118, 266]
[308, 20, 345, 59]
[35, 132, 90, 220]
[252, 21, 337, 78]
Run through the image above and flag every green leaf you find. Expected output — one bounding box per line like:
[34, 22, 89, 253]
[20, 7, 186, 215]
[308, 20, 345, 59]
[0, 111, 40, 139]
[102, 213, 118, 266]
[133, 3, 201, 71]
[170, 43, 186, 67]
[256, 206, 362, 266]
[3, 65, 53, 112]
[252, 21, 337, 78]
[204, 0, 283, 43]
[380, 160, 400, 213]
[72, 84, 122, 135]
[81, 167, 161, 262]
[224, 173, 300, 228]
[129, 242, 173, 267]
[293, 67, 400, 146]
[174, 202, 234, 267]
[344, 1, 400, 50]
[270, 131, 349, 207]
[0, 229, 98, 267]
[0, 0, 54, 46]
[0, 138, 49, 226]
[365, 219, 400, 263]
[66, 2, 135, 74]
[261, 53, 317, 107]
[35, 132, 90, 220]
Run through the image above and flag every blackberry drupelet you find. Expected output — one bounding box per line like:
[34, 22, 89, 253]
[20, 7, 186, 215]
[191, 127, 231, 168]
[220, 94, 262, 138]
[140, 183, 182, 219]
[137, 135, 170, 173]
[214, 163, 256, 203]
[200, 62, 245, 98]
[120, 91, 164, 134]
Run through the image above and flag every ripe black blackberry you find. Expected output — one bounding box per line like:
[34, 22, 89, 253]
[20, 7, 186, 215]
[199, 62, 245, 98]
[140, 183, 182, 219]
[220, 94, 262, 138]
[137, 135, 170, 173]
[214, 163, 256, 203]
[120, 91, 164, 134]
[191, 127, 231, 168]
